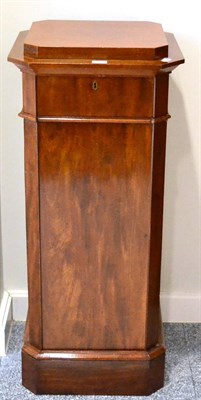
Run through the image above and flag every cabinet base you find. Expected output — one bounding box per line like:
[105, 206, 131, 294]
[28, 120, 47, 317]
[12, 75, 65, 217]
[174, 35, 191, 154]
[22, 344, 165, 395]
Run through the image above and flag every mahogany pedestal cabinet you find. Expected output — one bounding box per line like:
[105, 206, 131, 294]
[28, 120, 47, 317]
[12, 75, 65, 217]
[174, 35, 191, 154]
[8, 21, 184, 396]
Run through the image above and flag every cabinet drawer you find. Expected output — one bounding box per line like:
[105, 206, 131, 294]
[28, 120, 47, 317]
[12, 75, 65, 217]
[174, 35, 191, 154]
[37, 76, 154, 118]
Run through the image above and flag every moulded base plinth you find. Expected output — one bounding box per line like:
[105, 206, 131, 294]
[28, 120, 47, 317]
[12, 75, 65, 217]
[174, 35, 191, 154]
[22, 342, 165, 396]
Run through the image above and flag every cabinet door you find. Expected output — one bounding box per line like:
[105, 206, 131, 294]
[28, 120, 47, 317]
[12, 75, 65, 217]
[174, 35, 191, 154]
[39, 122, 152, 350]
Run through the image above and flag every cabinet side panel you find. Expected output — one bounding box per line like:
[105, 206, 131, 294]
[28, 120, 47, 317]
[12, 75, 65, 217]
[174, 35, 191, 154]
[145, 121, 167, 348]
[154, 74, 169, 118]
[39, 122, 152, 350]
[23, 73, 36, 116]
[24, 119, 42, 348]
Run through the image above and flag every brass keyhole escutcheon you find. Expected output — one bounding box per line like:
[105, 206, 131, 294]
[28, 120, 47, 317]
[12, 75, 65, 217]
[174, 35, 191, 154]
[92, 81, 98, 91]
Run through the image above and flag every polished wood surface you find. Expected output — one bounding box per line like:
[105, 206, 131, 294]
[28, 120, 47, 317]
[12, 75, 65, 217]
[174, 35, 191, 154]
[22, 350, 165, 395]
[146, 121, 167, 348]
[37, 76, 154, 117]
[39, 122, 152, 350]
[22, 73, 36, 116]
[24, 120, 42, 349]
[24, 21, 168, 60]
[22, 320, 165, 394]
[8, 20, 184, 396]
[8, 31, 184, 76]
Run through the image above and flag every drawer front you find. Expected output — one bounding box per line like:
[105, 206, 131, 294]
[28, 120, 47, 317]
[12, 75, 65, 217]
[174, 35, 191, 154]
[37, 76, 154, 118]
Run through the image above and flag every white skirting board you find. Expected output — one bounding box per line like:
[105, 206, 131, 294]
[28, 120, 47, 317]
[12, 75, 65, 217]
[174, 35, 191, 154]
[8, 290, 28, 322]
[0, 291, 12, 356]
[160, 293, 201, 323]
[3, 290, 201, 323]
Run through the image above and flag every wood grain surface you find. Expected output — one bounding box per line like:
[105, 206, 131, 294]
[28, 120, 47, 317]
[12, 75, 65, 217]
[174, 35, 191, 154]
[24, 20, 168, 60]
[22, 349, 165, 395]
[39, 122, 152, 350]
[8, 31, 184, 77]
[146, 121, 167, 348]
[24, 120, 42, 349]
[37, 76, 154, 118]
[8, 19, 184, 396]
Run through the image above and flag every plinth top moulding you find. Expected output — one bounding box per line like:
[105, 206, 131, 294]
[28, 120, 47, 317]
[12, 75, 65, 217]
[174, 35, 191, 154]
[8, 20, 184, 75]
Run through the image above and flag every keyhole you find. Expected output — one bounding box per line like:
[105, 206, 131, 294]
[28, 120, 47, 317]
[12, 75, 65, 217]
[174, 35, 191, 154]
[92, 81, 98, 91]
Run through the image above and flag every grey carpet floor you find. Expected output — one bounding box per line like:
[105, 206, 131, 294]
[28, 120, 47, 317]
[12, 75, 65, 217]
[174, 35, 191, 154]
[0, 322, 200, 400]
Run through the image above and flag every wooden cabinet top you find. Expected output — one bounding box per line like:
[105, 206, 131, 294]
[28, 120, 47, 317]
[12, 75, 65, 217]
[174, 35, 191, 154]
[23, 20, 168, 60]
[8, 20, 184, 76]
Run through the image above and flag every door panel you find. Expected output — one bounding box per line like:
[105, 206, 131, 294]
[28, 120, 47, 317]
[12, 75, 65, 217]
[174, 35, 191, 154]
[39, 122, 152, 350]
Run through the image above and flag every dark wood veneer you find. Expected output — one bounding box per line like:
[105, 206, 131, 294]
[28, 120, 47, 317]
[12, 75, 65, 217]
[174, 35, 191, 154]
[8, 20, 184, 396]
[37, 76, 154, 118]
[24, 120, 42, 349]
[22, 350, 165, 396]
[39, 122, 152, 351]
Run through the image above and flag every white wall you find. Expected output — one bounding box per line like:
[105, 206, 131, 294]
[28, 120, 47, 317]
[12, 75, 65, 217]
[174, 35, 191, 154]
[1, 0, 201, 321]
[0, 4, 4, 304]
